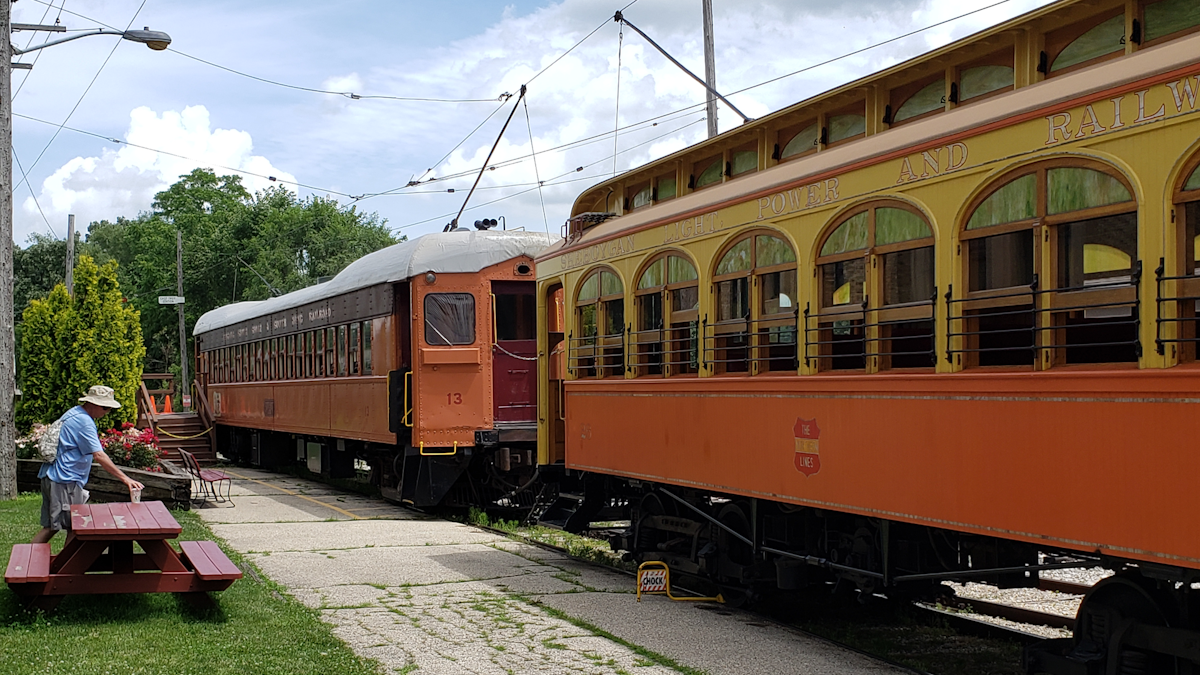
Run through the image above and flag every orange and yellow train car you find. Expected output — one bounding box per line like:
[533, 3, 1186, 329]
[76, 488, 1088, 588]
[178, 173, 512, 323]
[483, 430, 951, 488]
[535, 1, 1200, 671]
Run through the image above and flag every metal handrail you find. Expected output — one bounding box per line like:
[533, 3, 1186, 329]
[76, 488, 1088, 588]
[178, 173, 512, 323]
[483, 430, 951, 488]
[944, 263, 1141, 364]
[567, 329, 626, 377]
[1154, 257, 1200, 353]
[702, 314, 798, 371]
[803, 296, 937, 367]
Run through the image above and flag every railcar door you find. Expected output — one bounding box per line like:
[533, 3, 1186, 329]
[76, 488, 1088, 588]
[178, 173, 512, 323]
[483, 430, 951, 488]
[491, 281, 537, 424]
[413, 275, 490, 451]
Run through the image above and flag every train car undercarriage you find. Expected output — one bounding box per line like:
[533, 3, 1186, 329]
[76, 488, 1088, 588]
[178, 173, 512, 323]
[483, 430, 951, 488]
[551, 477, 1200, 675]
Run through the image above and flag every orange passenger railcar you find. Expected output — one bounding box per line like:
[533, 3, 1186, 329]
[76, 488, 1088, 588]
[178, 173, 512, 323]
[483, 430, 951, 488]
[195, 227, 550, 507]
[534, 1, 1200, 672]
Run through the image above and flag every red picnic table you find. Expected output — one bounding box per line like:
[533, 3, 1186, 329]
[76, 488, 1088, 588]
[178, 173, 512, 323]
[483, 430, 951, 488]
[4, 501, 241, 612]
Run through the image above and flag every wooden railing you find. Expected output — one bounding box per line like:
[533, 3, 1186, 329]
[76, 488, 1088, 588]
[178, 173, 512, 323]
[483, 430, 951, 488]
[191, 380, 218, 460]
[137, 381, 159, 428]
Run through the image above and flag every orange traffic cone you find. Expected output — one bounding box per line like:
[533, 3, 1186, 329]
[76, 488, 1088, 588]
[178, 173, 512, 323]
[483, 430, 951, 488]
[162, 395, 173, 414]
[147, 395, 158, 414]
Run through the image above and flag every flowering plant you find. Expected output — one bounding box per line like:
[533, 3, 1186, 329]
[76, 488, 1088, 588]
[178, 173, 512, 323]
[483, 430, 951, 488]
[15, 423, 48, 460]
[100, 422, 164, 472]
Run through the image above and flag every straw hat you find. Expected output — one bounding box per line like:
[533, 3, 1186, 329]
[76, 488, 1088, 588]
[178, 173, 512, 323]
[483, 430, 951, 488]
[79, 385, 121, 409]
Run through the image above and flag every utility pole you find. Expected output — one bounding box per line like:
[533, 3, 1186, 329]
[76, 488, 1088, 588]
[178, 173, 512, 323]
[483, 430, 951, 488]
[176, 229, 189, 411]
[702, 0, 718, 139]
[0, 1, 15, 500]
[64, 214, 75, 297]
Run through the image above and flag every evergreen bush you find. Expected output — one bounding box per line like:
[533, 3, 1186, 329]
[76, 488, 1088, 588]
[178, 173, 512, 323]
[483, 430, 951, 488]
[16, 256, 145, 432]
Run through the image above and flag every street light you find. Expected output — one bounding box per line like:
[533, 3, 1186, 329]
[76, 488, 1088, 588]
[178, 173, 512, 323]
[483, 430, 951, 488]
[12, 26, 172, 56]
[0, 15, 172, 500]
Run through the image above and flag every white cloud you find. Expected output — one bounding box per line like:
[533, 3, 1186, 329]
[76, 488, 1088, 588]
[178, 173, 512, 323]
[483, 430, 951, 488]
[16, 105, 295, 243]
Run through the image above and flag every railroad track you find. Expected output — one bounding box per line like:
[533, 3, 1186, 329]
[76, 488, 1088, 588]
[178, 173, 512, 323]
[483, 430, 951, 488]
[465, 519, 1106, 674]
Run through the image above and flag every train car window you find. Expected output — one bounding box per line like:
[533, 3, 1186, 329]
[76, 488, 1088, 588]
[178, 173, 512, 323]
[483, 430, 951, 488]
[1144, 0, 1200, 44]
[780, 122, 819, 161]
[326, 327, 337, 375]
[305, 331, 313, 378]
[1166, 157, 1200, 362]
[959, 161, 1138, 367]
[362, 322, 372, 375]
[316, 330, 325, 377]
[349, 323, 360, 375]
[827, 113, 866, 144]
[495, 293, 535, 341]
[892, 77, 945, 125]
[731, 147, 758, 177]
[1047, 12, 1124, 75]
[337, 326, 348, 376]
[814, 203, 935, 371]
[959, 65, 1013, 102]
[710, 232, 797, 374]
[656, 174, 677, 202]
[424, 293, 476, 345]
[571, 269, 624, 378]
[694, 156, 723, 189]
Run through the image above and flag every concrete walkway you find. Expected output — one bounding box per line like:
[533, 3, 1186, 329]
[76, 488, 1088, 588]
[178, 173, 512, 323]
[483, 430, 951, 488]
[197, 469, 906, 675]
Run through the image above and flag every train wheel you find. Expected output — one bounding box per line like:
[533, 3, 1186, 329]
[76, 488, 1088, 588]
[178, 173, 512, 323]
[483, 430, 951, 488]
[1073, 574, 1179, 675]
[632, 493, 678, 554]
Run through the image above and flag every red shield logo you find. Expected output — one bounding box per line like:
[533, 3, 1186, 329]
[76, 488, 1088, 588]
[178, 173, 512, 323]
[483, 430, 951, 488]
[793, 418, 821, 477]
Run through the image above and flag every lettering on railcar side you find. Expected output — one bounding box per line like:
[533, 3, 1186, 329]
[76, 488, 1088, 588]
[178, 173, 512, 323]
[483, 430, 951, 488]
[561, 235, 638, 271]
[663, 211, 724, 243]
[1045, 75, 1198, 146]
[754, 178, 841, 222]
[896, 142, 969, 184]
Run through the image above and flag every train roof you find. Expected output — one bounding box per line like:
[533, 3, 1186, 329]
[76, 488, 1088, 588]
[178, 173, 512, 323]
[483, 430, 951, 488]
[194, 229, 554, 336]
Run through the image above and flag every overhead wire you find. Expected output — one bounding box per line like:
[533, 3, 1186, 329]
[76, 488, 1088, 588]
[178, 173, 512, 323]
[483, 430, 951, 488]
[522, 97, 550, 236]
[13, 0, 148, 195]
[23, 0, 511, 104]
[13, 112, 358, 198]
[12, 151, 58, 238]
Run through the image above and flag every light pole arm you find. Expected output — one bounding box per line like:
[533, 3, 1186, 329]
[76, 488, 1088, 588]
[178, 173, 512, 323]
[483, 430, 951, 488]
[11, 29, 124, 55]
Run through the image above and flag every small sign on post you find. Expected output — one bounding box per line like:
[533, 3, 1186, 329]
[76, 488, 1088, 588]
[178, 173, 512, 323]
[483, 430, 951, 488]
[181, 395, 192, 409]
[158, 295, 185, 305]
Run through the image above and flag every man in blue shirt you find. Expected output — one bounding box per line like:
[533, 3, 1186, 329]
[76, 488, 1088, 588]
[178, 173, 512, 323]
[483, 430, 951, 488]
[32, 385, 145, 544]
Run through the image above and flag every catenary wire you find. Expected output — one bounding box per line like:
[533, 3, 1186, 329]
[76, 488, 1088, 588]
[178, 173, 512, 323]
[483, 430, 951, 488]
[23, 0, 511, 104]
[13, 0, 148, 195]
[522, 97, 550, 236]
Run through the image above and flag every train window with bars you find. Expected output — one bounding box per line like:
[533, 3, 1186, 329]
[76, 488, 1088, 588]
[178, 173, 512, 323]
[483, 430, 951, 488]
[957, 161, 1139, 368]
[633, 253, 700, 377]
[1162, 157, 1200, 362]
[709, 232, 797, 374]
[811, 203, 935, 371]
[572, 268, 624, 378]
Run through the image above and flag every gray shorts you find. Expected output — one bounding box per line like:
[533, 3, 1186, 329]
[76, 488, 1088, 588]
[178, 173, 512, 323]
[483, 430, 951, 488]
[40, 476, 88, 531]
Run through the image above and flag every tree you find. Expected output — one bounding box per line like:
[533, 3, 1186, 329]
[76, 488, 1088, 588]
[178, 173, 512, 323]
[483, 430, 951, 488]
[16, 255, 144, 433]
[86, 168, 398, 377]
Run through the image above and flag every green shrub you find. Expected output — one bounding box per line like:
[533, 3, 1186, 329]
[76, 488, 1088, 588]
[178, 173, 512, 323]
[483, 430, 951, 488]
[16, 256, 144, 432]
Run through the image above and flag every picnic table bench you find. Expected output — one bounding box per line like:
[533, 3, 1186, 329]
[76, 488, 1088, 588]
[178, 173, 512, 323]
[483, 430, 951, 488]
[4, 501, 241, 612]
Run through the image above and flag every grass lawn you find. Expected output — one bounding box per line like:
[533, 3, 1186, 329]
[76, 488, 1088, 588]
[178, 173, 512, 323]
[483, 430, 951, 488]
[0, 493, 382, 675]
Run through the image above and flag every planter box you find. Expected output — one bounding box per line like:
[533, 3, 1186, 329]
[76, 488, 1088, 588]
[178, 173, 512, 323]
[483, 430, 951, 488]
[17, 458, 192, 509]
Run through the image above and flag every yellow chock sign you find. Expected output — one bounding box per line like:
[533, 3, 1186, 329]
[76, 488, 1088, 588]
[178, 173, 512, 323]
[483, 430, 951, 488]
[636, 561, 724, 603]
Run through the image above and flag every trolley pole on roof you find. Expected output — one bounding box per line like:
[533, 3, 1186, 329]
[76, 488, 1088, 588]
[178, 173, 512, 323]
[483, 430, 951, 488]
[702, 0, 718, 138]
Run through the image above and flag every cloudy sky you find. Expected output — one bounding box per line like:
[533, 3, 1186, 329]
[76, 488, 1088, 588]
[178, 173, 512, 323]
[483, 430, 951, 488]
[9, 0, 1059, 246]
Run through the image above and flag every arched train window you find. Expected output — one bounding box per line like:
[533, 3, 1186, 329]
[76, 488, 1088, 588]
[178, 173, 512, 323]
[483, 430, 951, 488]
[571, 269, 624, 378]
[954, 160, 1138, 368]
[708, 232, 797, 374]
[810, 203, 935, 371]
[633, 254, 700, 377]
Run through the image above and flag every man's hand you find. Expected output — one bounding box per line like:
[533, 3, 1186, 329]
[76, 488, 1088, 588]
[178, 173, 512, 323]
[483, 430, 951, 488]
[127, 479, 145, 490]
